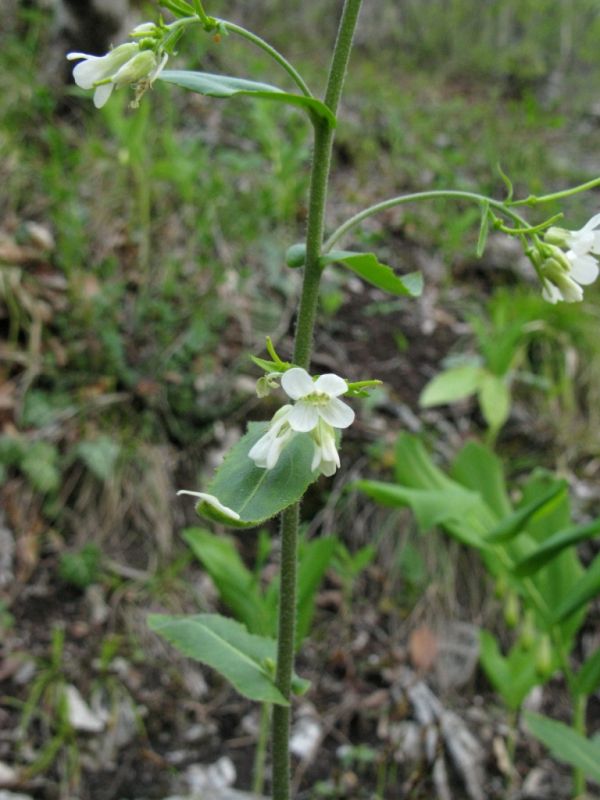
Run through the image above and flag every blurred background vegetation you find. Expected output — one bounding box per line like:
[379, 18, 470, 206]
[2, 0, 600, 797]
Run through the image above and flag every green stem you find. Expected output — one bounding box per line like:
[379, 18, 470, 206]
[271, 3, 363, 798]
[323, 190, 533, 252]
[252, 702, 271, 796]
[509, 176, 600, 206]
[572, 692, 587, 797]
[218, 20, 313, 98]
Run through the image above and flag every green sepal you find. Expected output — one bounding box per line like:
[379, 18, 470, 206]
[160, 0, 195, 17]
[251, 356, 282, 373]
[158, 71, 336, 126]
[198, 422, 318, 529]
[148, 613, 290, 705]
[321, 250, 423, 297]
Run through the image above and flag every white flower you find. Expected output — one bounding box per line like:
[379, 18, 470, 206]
[310, 418, 340, 477]
[540, 248, 585, 304]
[249, 368, 354, 474]
[543, 215, 600, 299]
[177, 490, 240, 521]
[67, 43, 167, 108]
[280, 368, 355, 432]
[248, 405, 296, 469]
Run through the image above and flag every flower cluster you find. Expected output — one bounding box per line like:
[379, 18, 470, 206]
[249, 368, 355, 476]
[535, 214, 600, 303]
[67, 23, 167, 108]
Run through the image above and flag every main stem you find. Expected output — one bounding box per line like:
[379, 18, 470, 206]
[271, 2, 363, 798]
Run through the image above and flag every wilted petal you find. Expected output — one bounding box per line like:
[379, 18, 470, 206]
[314, 373, 348, 397]
[319, 397, 355, 428]
[288, 402, 319, 431]
[281, 367, 314, 399]
[177, 490, 240, 520]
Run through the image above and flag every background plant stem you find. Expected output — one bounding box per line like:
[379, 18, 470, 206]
[271, 2, 363, 798]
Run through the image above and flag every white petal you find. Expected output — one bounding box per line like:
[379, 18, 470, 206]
[580, 212, 600, 233]
[93, 83, 114, 108]
[281, 368, 314, 399]
[149, 52, 169, 84]
[248, 432, 273, 465]
[288, 402, 319, 432]
[177, 490, 240, 520]
[541, 281, 560, 304]
[319, 459, 338, 477]
[319, 397, 355, 429]
[67, 52, 98, 62]
[314, 373, 348, 397]
[72, 58, 109, 89]
[311, 444, 321, 472]
[568, 252, 599, 285]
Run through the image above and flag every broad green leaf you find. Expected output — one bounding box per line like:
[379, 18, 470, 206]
[76, 437, 120, 482]
[486, 482, 567, 545]
[552, 551, 600, 623]
[524, 712, 600, 784]
[478, 371, 510, 431]
[320, 251, 423, 297]
[21, 441, 60, 494]
[395, 433, 459, 491]
[451, 441, 511, 518]
[148, 613, 288, 705]
[355, 481, 485, 546]
[197, 423, 317, 529]
[476, 202, 490, 258]
[574, 647, 600, 697]
[159, 71, 336, 126]
[183, 528, 269, 635]
[513, 515, 600, 576]
[419, 364, 482, 407]
[479, 630, 540, 710]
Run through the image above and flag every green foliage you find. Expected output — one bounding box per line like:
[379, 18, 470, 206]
[158, 71, 336, 126]
[184, 527, 336, 648]
[197, 422, 318, 528]
[58, 544, 102, 590]
[148, 612, 289, 705]
[320, 251, 423, 297]
[524, 712, 600, 785]
[357, 433, 597, 710]
[75, 437, 121, 482]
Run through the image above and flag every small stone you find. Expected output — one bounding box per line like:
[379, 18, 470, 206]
[0, 762, 18, 785]
[65, 685, 106, 733]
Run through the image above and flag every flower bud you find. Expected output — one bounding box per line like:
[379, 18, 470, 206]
[112, 50, 158, 87]
[503, 591, 520, 629]
[543, 226, 570, 248]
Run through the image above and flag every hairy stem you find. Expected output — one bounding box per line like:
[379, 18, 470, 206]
[271, 3, 363, 798]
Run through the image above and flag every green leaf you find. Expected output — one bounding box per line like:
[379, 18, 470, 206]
[355, 481, 485, 546]
[450, 441, 511, 518]
[479, 630, 540, 710]
[320, 250, 422, 297]
[159, 71, 336, 126]
[76, 436, 120, 481]
[513, 515, 600, 576]
[183, 528, 269, 635]
[552, 551, 600, 623]
[486, 482, 567, 545]
[524, 712, 600, 784]
[476, 202, 490, 258]
[197, 422, 317, 529]
[148, 613, 288, 706]
[574, 647, 600, 697]
[419, 364, 482, 407]
[21, 441, 60, 494]
[478, 371, 510, 431]
[296, 537, 337, 646]
[160, 0, 195, 16]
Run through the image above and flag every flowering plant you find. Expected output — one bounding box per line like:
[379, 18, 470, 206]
[67, 1, 600, 797]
